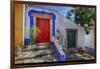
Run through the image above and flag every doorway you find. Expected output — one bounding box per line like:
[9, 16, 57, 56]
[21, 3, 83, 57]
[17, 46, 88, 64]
[36, 17, 50, 43]
[67, 29, 77, 49]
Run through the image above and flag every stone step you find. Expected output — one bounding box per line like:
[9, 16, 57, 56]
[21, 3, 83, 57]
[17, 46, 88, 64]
[15, 54, 58, 64]
[23, 45, 51, 51]
[15, 45, 58, 64]
[15, 49, 53, 60]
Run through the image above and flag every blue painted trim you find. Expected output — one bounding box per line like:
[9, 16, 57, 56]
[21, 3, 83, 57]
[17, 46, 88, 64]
[24, 10, 56, 45]
[52, 18, 55, 36]
[24, 38, 30, 45]
[53, 44, 66, 61]
[30, 16, 34, 28]
[28, 10, 56, 36]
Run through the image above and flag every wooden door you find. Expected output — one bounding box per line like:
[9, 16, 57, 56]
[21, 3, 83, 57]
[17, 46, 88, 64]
[67, 30, 77, 48]
[36, 18, 50, 43]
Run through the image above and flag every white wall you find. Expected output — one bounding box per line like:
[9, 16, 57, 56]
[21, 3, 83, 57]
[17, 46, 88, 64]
[85, 29, 94, 48]
[55, 13, 85, 48]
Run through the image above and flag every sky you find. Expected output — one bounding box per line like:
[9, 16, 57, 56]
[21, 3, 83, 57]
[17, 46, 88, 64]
[32, 5, 74, 17]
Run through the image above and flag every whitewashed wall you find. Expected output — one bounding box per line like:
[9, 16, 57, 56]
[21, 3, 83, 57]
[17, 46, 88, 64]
[25, 5, 85, 49]
[55, 13, 85, 49]
[85, 29, 94, 48]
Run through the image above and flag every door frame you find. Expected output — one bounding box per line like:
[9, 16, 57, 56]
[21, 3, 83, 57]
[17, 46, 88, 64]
[66, 29, 78, 49]
[24, 9, 56, 45]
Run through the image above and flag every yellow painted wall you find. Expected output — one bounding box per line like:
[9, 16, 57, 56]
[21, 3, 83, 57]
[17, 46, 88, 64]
[15, 4, 23, 47]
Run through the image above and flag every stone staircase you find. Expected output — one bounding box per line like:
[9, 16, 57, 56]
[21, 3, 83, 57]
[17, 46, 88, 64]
[15, 45, 58, 64]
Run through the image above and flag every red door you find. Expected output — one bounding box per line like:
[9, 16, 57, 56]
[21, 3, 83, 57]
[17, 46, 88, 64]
[36, 18, 50, 43]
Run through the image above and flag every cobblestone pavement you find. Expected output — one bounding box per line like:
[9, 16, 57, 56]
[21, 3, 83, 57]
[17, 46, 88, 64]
[15, 45, 59, 64]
